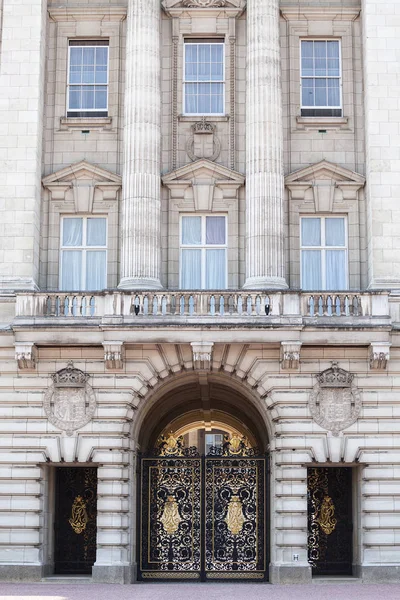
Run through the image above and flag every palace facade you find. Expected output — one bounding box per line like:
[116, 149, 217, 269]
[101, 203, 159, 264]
[0, 0, 399, 585]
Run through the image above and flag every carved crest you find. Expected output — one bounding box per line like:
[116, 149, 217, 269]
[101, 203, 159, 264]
[182, 0, 226, 6]
[43, 362, 96, 435]
[309, 362, 361, 436]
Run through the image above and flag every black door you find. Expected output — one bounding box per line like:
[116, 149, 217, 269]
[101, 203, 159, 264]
[308, 467, 352, 575]
[138, 434, 267, 581]
[54, 467, 97, 574]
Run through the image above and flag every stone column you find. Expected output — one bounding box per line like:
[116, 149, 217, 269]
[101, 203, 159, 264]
[243, 0, 287, 290]
[0, 0, 47, 291]
[119, 0, 162, 290]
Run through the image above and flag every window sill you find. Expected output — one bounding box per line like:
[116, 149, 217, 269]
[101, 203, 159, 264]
[296, 116, 349, 131]
[59, 117, 113, 131]
[178, 114, 229, 123]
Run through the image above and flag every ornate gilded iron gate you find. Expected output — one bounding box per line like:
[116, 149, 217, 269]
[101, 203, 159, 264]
[139, 434, 267, 581]
[307, 467, 352, 575]
[55, 467, 97, 574]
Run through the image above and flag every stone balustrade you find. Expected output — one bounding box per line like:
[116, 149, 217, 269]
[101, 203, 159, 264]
[14, 290, 390, 321]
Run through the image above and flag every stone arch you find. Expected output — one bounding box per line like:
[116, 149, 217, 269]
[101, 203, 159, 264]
[132, 370, 273, 452]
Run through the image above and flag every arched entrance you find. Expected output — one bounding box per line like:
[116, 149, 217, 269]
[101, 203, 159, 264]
[135, 374, 270, 582]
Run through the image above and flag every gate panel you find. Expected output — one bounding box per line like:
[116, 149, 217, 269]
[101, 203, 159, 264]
[308, 467, 352, 575]
[204, 457, 266, 580]
[139, 457, 202, 580]
[54, 467, 97, 574]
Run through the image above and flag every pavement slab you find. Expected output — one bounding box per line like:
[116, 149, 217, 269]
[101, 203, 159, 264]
[1, 583, 400, 600]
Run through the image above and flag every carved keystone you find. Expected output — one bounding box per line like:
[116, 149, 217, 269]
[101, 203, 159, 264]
[280, 341, 302, 370]
[15, 342, 36, 370]
[191, 342, 214, 371]
[369, 342, 391, 370]
[103, 342, 124, 370]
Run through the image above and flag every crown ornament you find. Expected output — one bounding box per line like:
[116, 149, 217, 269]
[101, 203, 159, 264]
[317, 362, 353, 388]
[51, 361, 89, 388]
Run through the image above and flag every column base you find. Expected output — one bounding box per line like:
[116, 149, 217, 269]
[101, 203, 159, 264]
[355, 565, 400, 582]
[118, 277, 163, 290]
[243, 276, 288, 291]
[0, 564, 44, 581]
[269, 564, 312, 584]
[92, 564, 136, 584]
[0, 277, 39, 291]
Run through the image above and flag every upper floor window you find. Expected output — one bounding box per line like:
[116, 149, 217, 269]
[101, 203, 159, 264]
[60, 217, 107, 291]
[301, 216, 347, 290]
[183, 41, 224, 115]
[300, 40, 342, 117]
[180, 215, 227, 289]
[67, 40, 109, 117]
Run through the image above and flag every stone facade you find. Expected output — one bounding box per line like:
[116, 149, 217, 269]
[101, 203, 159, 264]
[0, 0, 399, 586]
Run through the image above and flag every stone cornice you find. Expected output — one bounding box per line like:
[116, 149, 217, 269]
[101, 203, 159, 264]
[280, 6, 361, 21]
[48, 6, 127, 22]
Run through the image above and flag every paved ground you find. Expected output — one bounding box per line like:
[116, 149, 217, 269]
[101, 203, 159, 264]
[1, 583, 400, 600]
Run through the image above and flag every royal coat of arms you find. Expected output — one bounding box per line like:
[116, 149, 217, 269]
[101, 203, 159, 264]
[44, 362, 96, 435]
[309, 362, 361, 436]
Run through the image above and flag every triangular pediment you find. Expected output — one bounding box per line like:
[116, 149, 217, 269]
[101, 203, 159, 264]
[162, 0, 245, 10]
[285, 160, 365, 185]
[162, 159, 245, 185]
[42, 160, 122, 186]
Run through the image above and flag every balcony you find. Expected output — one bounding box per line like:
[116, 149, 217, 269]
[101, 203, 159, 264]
[14, 290, 390, 325]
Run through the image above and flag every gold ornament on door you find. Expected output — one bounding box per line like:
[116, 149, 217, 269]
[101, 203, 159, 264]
[69, 495, 88, 534]
[225, 495, 245, 535]
[160, 495, 182, 535]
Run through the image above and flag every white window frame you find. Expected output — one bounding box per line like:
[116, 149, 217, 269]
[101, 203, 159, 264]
[300, 39, 343, 115]
[179, 214, 228, 290]
[300, 215, 348, 291]
[67, 41, 109, 116]
[205, 433, 224, 454]
[60, 216, 108, 291]
[183, 41, 225, 116]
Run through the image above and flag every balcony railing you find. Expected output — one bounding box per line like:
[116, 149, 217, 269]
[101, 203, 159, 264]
[14, 290, 389, 321]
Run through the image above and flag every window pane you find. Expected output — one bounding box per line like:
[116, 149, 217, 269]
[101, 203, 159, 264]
[61, 251, 82, 291]
[301, 41, 313, 58]
[326, 218, 345, 246]
[328, 79, 340, 106]
[82, 65, 95, 84]
[70, 47, 82, 67]
[302, 78, 314, 107]
[301, 58, 314, 77]
[83, 47, 95, 66]
[86, 251, 106, 290]
[69, 87, 81, 110]
[315, 79, 327, 106]
[63, 218, 82, 246]
[87, 218, 107, 246]
[69, 66, 81, 84]
[181, 249, 201, 288]
[182, 216, 201, 245]
[301, 218, 321, 246]
[82, 86, 95, 109]
[95, 47, 108, 65]
[185, 84, 197, 113]
[95, 87, 107, 109]
[326, 250, 346, 290]
[206, 249, 226, 289]
[327, 41, 339, 59]
[206, 216, 226, 245]
[301, 250, 322, 290]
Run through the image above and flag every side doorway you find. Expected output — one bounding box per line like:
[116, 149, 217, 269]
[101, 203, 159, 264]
[307, 467, 353, 576]
[54, 467, 97, 574]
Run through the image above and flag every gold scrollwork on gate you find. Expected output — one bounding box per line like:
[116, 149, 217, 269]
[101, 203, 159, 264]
[160, 495, 182, 535]
[317, 495, 337, 535]
[158, 433, 184, 456]
[225, 495, 245, 535]
[69, 495, 88, 534]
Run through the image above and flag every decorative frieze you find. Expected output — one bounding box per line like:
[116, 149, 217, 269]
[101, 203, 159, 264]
[103, 342, 124, 370]
[309, 362, 361, 436]
[369, 342, 391, 370]
[43, 362, 96, 436]
[191, 342, 214, 370]
[15, 342, 36, 370]
[280, 342, 302, 370]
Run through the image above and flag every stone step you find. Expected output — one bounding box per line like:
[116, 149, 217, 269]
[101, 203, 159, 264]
[313, 576, 361, 585]
[42, 576, 92, 584]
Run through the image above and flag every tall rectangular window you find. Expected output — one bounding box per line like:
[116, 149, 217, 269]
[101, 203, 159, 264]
[183, 41, 224, 115]
[67, 41, 109, 117]
[301, 217, 347, 290]
[180, 215, 227, 289]
[300, 40, 342, 117]
[60, 217, 107, 291]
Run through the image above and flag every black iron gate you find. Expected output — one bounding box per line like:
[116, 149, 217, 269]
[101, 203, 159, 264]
[55, 467, 97, 574]
[139, 434, 267, 581]
[307, 467, 352, 575]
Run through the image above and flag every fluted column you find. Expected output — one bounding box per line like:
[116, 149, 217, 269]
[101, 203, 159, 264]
[119, 0, 162, 290]
[243, 0, 287, 290]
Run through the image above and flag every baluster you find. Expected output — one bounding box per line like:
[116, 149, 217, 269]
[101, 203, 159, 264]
[237, 294, 243, 315]
[318, 295, 323, 316]
[219, 295, 224, 316]
[143, 295, 149, 316]
[49, 295, 57, 316]
[335, 295, 341, 316]
[90, 296, 95, 317]
[165, 294, 171, 315]
[210, 295, 216, 316]
[189, 295, 195, 316]
[161, 295, 167, 316]
[179, 295, 185, 316]
[309, 295, 314, 317]
[264, 295, 270, 316]
[228, 295, 234, 315]
[255, 295, 261, 315]
[132, 295, 140, 316]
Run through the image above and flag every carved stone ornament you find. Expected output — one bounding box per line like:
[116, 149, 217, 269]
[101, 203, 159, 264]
[191, 341, 214, 370]
[182, 0, 226, 6]
[309, 362, 361, 436]
[43, 361, 96, 436]
[186, 119, 221, 162]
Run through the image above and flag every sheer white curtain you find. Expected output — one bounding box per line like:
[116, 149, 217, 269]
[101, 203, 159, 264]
[326, 250, 346, 290]
[302, 218, 321, 246]
[87, 218, 106, 246]
[86, 251, 106, 290]
[181, 249, 201, 288]
[302, 250, 322, 290]
[61, 251, 82, 290]
[206, 249, 225, 288]
[182, 216, 201, 245]
[206, 216, 225, 244]
[63, 218, 82, 246]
